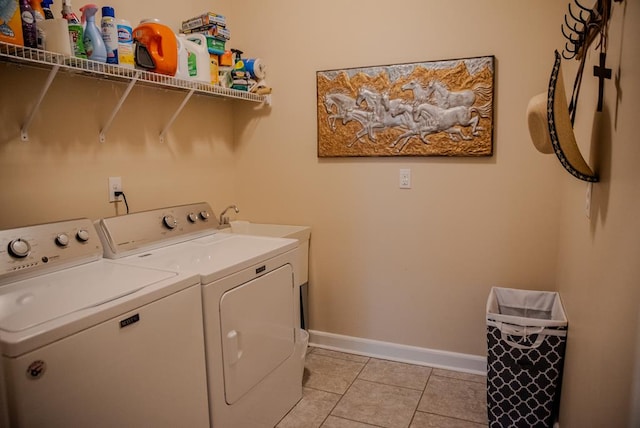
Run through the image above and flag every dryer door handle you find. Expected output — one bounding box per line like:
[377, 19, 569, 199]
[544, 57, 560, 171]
[225, 330, 243, 365]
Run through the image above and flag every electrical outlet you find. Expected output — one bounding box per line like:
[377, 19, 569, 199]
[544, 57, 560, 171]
[399, 168, 411, 189]
[108, 177, 122, 202]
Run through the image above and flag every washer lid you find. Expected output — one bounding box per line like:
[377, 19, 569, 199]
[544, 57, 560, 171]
[0, 260, 177, 333]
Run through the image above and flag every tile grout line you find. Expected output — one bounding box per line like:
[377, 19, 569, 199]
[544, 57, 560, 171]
[415, 410, 489, 427]
[407, 366, 433, 427]
[302, 347, 488, 427]
[318, 353, 371, 427]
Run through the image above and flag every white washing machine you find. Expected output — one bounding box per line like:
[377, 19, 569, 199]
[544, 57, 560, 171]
[0, 218, 210, 428]
[96, 202, 305, 428]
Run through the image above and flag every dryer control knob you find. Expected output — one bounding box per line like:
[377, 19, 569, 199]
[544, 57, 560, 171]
[76, 229, 90, 242]
[199, 211, 210, 221]
[163, 215, 178, 229]
[55, 233, 70, 247]
[8, 239, 31, 258]
[187, 213, 198, 223]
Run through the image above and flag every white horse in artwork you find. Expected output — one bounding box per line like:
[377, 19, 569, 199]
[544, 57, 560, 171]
[360, 88, 440, 152]
[410, 101, 491, 141]
[323, 92, 358, 130]
[401, 81, 432, 104]
[402, 79, 493, 110]
[381, 91, 414, 118]
[424, 80, 493, 109]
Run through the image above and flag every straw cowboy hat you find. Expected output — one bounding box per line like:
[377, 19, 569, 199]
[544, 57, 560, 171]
[527, 50, 599, 182]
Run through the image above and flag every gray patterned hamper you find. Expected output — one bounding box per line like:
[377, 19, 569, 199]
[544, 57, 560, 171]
[486, 287, 567, 428]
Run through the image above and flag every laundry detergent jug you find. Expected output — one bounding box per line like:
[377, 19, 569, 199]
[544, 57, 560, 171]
[180, 34, 213, 83]
[133, 21, 177, 76]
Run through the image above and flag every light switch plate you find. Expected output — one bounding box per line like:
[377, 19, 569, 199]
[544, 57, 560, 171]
[399, 169, 411, 189]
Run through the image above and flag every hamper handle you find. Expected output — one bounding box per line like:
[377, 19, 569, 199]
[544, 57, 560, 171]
[497, 323, 546, 350]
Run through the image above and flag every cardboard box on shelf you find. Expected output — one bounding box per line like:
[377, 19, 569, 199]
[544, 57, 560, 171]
[0, 0, 25, 46]
[181, 12, 226, 32]
[180, 24, 230, 41]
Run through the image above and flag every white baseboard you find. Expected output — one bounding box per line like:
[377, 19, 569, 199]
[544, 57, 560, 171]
[308, 329, 487, 375]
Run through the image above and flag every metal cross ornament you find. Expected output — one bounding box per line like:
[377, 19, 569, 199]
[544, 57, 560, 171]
[593, 52, 612, 112]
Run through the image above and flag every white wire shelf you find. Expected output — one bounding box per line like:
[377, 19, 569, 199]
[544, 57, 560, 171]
[0, 41, 269, 142]
[0, 41, 266, 102]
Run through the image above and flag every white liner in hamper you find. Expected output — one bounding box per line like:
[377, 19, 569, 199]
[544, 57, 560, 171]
[486, 287, 567, 350]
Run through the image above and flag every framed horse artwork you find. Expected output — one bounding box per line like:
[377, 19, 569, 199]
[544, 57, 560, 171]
[316, 56, 495, 157]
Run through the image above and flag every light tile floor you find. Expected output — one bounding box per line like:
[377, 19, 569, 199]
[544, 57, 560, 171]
[277, 347, 488, 428]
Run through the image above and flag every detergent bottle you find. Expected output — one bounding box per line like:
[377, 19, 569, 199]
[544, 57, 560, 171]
[133, 20, 177, 76]
[61, 0, 87, 58]
[80, 4, 106, 62]
[100, 6, 117, 64]
[182, 33, 214, 83]
[174, 35, 189, 80]
[29, 0, 45, 48]
[19, 0, 38, 48]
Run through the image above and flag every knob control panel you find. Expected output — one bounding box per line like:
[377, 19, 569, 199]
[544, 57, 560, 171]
[96, 202, 221, 258]
[162, 215, 178, 230]
[0, 219, 103, 283]
[8, 239, 31, 258]
[55, 233, 69, 247]
[76, 229, 90, 242]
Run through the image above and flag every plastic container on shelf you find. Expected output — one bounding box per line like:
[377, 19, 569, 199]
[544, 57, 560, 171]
[29, 0, 45, 49]
[19, 0, 38, 48]
[181, 33, 215, 84]
[116, 18, 133, 68]
[133, 20, 177, 76]
[38, 18, 71, 55]
[174, 35, 188, 79]
[100, 6, 117, 64]
[61, 0, 86, 58]
[79, 4, 106, 62]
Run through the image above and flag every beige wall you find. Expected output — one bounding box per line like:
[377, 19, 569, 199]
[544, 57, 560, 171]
[1, 0, 638, 425]
[553, 1, 640, 427]
[229, 1, 566, 355]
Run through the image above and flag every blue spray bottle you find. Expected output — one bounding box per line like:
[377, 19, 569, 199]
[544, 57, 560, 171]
[79, 3, 106, 62]
[41, 0, 55, 19]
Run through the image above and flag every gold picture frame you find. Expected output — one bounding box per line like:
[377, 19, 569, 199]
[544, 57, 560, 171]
[317, 56, 495, 157]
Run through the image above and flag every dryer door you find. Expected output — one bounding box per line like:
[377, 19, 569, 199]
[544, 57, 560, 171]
[220, 264, 295, 404]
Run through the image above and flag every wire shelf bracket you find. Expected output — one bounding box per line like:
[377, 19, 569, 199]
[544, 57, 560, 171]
[0, 41, 268, 143]
[21, 64, 59, 142]
[99, 71, 141, 143]
[159, 89, 195, 144]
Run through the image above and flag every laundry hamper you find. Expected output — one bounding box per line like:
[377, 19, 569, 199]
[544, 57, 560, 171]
[486, 287, 567, 428]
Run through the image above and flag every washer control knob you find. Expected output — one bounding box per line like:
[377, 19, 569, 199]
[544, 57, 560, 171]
[76, 229, 90, 242]
[8, 239, 31, 258]
[187, 212, 198, 223]
[55, 233, 70, 247]
[163, 215, 178, 229]
[199, 211, 210, 221]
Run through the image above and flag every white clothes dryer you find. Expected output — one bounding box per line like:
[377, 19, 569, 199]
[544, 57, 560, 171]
[96, 202, 305, 428]
[0, 218, 210, 428]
